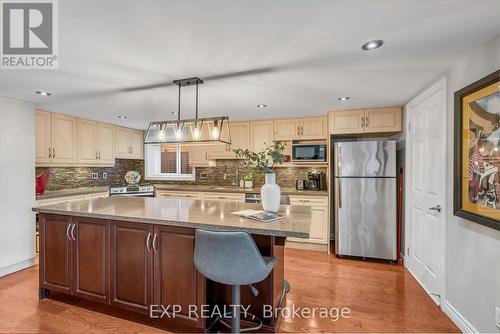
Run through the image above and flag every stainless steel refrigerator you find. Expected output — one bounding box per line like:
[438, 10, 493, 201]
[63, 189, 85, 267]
[334, 140, 397, 260]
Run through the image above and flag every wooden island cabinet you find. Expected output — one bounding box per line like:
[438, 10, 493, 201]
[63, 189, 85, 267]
[37, 199, 301, 333]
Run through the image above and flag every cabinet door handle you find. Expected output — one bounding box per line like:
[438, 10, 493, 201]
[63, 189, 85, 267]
[96, 151, 98, 160]
[48, 148, 52, 158]
[71, 223, 76, 240]
[146, 232, 151, 252]
[52, 148, 55, 158]
[338, 180, 342, 209]
[131, 146, 133, 154]
[299, 199, 310, 202]
[297, 126, 300, 135]
[98, 151, 101, 160]
[365, 116, 369, 127]
[361, 117, 365, 128]
[152, 233, 158, 253]
[66, 224, 72, 240]
[301, 126, 304, 135]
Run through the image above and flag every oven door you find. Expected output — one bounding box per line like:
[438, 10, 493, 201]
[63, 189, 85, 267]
[292, 144, 326, 162]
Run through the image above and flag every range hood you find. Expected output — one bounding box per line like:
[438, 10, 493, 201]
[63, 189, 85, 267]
[144, 77, 231, 145]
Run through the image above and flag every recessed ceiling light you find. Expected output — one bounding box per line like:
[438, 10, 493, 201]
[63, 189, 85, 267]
[362, 40, 384, 51]
[35, 90, 51, 96]
[117, 115, 127, 119]
[257, 104, 267, 108]
[338, 96, 350, 101]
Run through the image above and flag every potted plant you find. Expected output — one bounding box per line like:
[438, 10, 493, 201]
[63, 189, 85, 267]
[234, 143, 285, 212]
[243, 173, 254, 188]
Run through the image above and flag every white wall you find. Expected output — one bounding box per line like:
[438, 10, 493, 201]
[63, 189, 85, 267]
[444, 35, 500, 333]
[0, 96, 36, 276]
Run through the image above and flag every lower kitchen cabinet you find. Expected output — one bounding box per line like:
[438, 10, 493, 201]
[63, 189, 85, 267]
[39, 214, 73, 294]
[72, 217, 109, 303]
[109, 221, 206, 328]
[156, 190, 202, 199]
[39, 214, 110, 302]
[153, 225, 206, 328]
[39, 213, 283, 332]
[110, 221, 153, 314]
[287, 196, 329, 247]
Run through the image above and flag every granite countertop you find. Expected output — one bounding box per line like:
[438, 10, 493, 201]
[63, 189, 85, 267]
[154, 184, 329, 197]
[33, 197, 310, 238]
[36, 186, 110, 200]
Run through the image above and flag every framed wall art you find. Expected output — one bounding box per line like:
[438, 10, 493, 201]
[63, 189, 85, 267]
[454, 70, 500, 230]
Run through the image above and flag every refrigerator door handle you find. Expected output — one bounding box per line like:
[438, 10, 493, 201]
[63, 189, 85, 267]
[338, 179, 342, 208]
[337, 145, 342, 176]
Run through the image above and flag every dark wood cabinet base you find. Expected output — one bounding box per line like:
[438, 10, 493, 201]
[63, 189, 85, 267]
[39, 214, 286, 333]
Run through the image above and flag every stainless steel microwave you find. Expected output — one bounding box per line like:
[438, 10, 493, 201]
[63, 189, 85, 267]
[292, 144, 326, 162]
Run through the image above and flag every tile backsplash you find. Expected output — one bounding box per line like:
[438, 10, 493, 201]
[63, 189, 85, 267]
[36, 159, 144, 191]
[37, 159, 327, 191]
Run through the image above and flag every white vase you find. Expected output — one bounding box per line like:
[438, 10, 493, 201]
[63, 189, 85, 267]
[261, 173, 281, 213]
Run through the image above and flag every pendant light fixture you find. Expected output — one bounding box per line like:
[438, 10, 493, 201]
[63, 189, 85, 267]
[144, 77, 231, 145]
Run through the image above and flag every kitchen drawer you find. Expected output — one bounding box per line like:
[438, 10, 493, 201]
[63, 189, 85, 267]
[203, 192, 244, 202]
[289, 196, 328, 207]
[156, 191, 201, 199]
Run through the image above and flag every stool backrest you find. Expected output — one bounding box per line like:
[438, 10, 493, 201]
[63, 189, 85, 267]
[194, 229, 272, 285]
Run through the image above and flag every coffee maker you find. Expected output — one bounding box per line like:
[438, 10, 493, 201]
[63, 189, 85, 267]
[304, 170, 326, 190]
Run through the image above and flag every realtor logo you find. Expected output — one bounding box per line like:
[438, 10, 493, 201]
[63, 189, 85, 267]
[1, 0, 58, 69]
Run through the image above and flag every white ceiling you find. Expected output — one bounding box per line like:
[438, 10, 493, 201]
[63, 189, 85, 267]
[1, 0, 499, 129]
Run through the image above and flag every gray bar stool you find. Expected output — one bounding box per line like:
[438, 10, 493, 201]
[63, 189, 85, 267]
[194, 229, 277, 333]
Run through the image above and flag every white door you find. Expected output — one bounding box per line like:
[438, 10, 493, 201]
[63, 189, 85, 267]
[405, 78, 446, 305]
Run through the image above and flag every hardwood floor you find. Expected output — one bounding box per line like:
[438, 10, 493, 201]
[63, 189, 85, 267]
[0, 249, 459, 333]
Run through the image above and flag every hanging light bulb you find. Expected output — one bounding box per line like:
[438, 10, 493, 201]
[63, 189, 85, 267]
[193, 125, 201, 141]
[175, 126, 183, 140]
[211, 121, 219, 139]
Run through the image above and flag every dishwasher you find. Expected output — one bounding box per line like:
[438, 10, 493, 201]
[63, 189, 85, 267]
[244, 193, 291, 205]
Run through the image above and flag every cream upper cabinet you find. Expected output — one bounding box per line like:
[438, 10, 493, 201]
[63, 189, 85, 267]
[208, 122, 231, 159]
[250, 120, 274, 152]
[35, 110, 52, 164]
[98, 123, 115, 164]
[300, 117, 327, 140]
[329, 109, 364, 134]
[329, 107, 402, 135]
[364, 107, 402, 133]
[35, 110, 139, 166]
[208, 144, 231, 159]
[229, 121, 250, 153]
[115, 127, 143, 159]
[115, 127, 131, 158]
[274, 119, 300, 141]
[76, 119, 99, 164]
[130, 129, 144, 159]
[189, 145, 215, 167]
[274, 117, 327, 140]
[210, 121, 251, 159]
[51, 113, 77, 164]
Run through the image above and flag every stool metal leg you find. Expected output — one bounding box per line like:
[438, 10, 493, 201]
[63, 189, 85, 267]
[231, 284, 240, 333]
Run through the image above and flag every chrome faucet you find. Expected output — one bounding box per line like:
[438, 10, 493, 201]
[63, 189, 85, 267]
[223, 165, 239, 187]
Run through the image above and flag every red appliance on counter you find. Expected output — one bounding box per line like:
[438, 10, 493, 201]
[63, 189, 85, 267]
[36, 171, 49, 195]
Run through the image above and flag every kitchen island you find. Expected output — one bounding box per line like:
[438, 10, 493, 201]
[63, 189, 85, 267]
[33, 196, 311, 333]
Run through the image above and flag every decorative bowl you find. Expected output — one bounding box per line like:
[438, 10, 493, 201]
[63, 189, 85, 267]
[125, 170, 141, 185]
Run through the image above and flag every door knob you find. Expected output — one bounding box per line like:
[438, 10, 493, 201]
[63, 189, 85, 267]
[429, 205, 441, 213]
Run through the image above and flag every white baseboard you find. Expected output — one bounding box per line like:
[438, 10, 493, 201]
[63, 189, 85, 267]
[442, 300, 478, 333]
[286, 241, 328, 252]
[0, 257, 36, 277]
